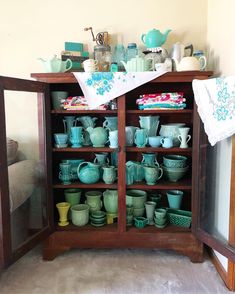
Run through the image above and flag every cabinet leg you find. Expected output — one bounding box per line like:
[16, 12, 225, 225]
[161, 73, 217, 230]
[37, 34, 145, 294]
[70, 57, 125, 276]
[42, 236, 70, 261]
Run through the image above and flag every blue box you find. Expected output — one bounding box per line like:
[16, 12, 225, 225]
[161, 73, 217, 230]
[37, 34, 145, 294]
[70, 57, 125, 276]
[65, 42, 83, 52]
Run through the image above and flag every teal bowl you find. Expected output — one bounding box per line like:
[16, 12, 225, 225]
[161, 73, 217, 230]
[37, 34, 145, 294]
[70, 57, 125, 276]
[163, 165, 189, 182]
[163, 155, 187, 168]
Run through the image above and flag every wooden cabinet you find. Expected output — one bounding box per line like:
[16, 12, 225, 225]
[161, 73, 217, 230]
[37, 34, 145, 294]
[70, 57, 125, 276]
[29, 71, 211, 262]
[5, 71, 230, 269]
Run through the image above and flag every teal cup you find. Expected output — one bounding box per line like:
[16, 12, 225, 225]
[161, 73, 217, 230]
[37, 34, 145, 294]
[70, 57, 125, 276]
[51, 91, 68, 110]
[54, 133, 68, 148]
[148, 136, 163, 147]
[161, 137, 173, 148]
[166, 190, 183, 209]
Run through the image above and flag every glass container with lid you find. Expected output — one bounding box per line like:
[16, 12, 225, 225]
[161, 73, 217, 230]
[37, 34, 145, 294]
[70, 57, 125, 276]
[94, 44, 111, 72]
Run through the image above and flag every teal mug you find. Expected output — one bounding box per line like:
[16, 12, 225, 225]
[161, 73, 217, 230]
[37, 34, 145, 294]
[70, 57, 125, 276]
[134, 216, 148, 228]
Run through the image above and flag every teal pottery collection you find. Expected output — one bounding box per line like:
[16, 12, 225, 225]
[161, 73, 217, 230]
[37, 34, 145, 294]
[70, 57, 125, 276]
[77, 162, 100, 184]
[87, 127, 108, 147]
[59, 162, 72, 185]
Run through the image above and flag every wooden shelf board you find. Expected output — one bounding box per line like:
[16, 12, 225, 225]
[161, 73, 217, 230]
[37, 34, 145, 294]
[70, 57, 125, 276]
[56, 223, 117, 232]
[53, 147, 118, 152]
[51, 110, 117, 114]
[126, 224, 191, 233]
[127, 179, 192, 190]
[126, 147, 192, 153]
[53, 182, 118, 189]
[126, 109, 193, 114]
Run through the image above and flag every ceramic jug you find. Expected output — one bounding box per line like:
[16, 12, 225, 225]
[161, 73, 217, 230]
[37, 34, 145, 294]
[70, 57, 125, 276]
[143, 165, 163, 185]
[77, 162, 100, 184]
[170, 42, 194, 63]
[141, 29, 171, 48]
[86, 127, 108, 147]
[102, 166, 117, 184]
[38, 55, 72, 73]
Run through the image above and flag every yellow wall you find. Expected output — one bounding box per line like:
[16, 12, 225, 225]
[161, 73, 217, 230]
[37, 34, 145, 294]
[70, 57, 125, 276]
[0, 0, 207, 78]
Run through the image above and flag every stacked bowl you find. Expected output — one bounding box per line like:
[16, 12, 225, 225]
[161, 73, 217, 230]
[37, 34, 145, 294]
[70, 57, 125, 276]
[162, 155, 189, 182]
[90, 211, 106, 227]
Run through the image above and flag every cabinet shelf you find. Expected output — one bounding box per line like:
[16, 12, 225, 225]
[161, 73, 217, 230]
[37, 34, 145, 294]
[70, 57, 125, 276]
[56, 223, 118, 232]
[53, 182, 118, 189]
[126, 147, 192, 154]
[126, 109, 193, 114]
[127, 178, 192, 190]
[51, 110, 117, 114]
[53, 147, 118, 152]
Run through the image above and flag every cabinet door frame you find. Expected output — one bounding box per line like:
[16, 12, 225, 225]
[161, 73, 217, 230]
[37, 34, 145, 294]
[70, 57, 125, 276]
[192, 102, 235, 262]
[0, 76, 53, 270]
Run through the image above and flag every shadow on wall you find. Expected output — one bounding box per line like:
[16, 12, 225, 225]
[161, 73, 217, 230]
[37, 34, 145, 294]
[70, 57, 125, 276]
[206, 46, 221, 77]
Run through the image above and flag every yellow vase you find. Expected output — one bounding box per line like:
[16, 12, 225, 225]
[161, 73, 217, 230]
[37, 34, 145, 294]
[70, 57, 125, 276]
[56, 202, 70, 226]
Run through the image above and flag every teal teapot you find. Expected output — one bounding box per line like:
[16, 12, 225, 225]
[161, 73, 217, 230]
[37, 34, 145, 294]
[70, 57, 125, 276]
[38, 55, 72, 73]
[141, 29, 172, 48]
[86, 127, 108, 147]
[121, 56, 154, 72]
[77, 162, 100, 184]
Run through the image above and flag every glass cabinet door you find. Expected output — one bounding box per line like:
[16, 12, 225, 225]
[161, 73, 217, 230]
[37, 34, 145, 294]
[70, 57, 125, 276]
[192, 105, 235, 262]
[0, 76, 52, 269]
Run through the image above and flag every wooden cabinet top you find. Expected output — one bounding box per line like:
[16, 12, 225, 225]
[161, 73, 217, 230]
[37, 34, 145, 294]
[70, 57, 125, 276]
[31, 71, 213, 84]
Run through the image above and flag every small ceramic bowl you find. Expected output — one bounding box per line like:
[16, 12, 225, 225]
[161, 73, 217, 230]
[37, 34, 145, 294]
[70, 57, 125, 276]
[163, 155, 187, 168]
[163, 165, 189, 182]
[91, 211, 106, 219]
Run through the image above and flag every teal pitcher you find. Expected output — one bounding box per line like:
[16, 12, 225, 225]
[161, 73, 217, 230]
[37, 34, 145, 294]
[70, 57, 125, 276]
[77, 162, 100, 184]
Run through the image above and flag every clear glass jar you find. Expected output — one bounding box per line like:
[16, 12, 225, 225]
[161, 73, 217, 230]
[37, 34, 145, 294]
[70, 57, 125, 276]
[112, 44, 126, 71]
[94, 44, 111, 72]
[126, 43, 138, 61]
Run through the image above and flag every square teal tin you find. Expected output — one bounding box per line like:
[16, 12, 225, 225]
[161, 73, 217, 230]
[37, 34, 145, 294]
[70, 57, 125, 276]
[65, 42, 83, 52]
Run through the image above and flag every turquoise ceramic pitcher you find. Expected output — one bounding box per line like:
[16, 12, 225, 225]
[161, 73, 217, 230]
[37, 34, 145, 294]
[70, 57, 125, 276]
[77, 162, 100, 184]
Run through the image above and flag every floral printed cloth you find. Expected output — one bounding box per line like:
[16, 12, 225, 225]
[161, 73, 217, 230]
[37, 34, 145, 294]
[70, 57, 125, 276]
[192, 76, 235, 146]
[73, 71, 167, 109]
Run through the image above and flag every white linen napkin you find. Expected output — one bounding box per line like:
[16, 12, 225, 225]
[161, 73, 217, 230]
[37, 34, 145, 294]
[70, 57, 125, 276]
[73, 71, 167, 109]
[192, 76, 235, 146]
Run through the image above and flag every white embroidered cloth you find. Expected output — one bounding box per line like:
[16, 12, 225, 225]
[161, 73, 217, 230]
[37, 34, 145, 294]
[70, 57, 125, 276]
[192, 76, 235, 146]
[73, 71, 167, 109]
